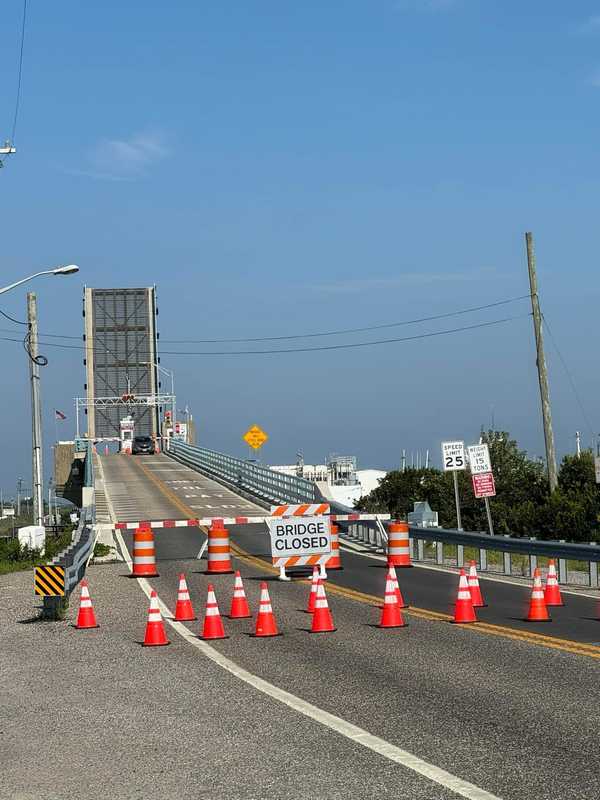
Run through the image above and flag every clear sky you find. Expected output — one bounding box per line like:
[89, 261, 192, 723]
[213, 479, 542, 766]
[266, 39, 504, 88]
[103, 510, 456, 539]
[0, 1, 598, 496]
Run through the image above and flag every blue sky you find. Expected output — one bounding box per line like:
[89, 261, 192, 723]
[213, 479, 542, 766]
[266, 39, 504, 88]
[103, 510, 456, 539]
[1, 1, 599, 496]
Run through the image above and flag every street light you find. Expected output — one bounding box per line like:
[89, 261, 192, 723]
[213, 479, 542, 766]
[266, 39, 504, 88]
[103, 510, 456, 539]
[0, 264, 80, 296]
[0, 265, 80, 528]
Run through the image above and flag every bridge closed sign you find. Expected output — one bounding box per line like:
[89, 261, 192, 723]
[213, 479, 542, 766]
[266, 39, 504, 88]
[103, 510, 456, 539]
[267, 515, 332, 560]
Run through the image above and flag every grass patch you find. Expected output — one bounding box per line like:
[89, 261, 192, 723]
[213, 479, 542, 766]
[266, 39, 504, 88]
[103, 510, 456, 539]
[0, 530, 74, 575]
[93, 542, 111, 558]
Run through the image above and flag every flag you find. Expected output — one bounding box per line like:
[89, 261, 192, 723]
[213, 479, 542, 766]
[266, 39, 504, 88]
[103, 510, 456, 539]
[55, 409, 67, 421]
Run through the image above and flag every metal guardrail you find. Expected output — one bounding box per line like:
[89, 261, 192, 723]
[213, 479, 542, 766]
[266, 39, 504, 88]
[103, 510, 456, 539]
[340, 521, 600, 588]
[168, 441, 318, 505]
[42, 447, 96, 619]
[49, 505, 96, 593]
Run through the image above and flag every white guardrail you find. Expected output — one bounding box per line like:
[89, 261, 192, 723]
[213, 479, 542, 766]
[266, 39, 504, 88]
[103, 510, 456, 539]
[339, 520, 600, 588]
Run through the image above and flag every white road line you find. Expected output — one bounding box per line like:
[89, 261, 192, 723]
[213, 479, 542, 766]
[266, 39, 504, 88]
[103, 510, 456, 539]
[339, 544, 600, 599]
[114, 529, 502, 800]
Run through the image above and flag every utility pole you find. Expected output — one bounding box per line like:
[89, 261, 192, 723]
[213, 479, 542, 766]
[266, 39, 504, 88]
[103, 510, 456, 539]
[27, 293, 45, 527]
[17, 477, 23, 516]
[575, 431, 581, 458]
[525, 232, 558, 492]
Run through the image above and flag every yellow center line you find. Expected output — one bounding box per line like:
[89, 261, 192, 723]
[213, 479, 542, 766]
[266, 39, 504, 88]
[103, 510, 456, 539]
[231, 544, 600, 660]
[134, 457, 600, 661]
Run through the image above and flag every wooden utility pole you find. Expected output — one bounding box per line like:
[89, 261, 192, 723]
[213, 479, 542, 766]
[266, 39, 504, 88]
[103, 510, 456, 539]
[525, 232, 558, 492]
[27, 292, 45, 526]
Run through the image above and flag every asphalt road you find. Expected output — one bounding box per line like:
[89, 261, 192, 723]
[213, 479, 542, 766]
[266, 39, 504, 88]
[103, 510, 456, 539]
[4, 455, 600, 799]
[101, 453, 600, 644]
[231, 527, 600, 645]
[112, 549, 600, 800]
[2, 565, 461, 800]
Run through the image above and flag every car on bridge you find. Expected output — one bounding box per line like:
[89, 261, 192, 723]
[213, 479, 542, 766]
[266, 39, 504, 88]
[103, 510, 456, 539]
[131, 435, 155, 455]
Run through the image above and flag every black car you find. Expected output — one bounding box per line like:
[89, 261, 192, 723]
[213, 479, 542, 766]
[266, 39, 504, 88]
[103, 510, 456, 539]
[131, 435, 155, 455]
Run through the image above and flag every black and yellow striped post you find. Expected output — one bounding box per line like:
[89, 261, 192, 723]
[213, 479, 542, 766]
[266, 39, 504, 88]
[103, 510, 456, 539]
[34, 565, 65, 596]
[34, 566, 69, 620]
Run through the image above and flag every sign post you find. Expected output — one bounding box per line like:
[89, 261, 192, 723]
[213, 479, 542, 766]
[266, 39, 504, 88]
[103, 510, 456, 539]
[441, 441, 466, 530]
[467, 443, 496, 536]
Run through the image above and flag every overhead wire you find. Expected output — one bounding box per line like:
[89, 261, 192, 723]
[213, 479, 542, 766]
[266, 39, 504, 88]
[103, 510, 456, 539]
[0, 293, 531, 344]
[0, 314, 530, 356]
[541, 314, 595, 440]
[0, 307, 28, 325]
[10, 0, 28, 145]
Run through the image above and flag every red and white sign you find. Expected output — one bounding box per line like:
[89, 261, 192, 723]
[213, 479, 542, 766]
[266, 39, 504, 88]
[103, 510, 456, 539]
[472, 472, 496, 498]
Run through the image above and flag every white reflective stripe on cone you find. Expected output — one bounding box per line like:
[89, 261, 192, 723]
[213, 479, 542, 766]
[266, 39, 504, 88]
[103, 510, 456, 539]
[133, 556, 158, 565]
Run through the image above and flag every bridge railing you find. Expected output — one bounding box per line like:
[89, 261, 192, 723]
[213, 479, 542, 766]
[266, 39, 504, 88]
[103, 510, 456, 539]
[42, 445, 96, 619]
[168, 441, 318, 506]
[340, 520, 600, 588]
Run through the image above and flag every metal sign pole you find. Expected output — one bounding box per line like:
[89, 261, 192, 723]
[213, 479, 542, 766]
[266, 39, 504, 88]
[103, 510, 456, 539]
[453, 471, 463, 530]
[484, 496, 494, 536]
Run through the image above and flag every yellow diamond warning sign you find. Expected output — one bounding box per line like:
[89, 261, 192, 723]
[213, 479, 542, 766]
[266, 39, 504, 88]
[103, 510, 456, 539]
[243, 424, 268, 450]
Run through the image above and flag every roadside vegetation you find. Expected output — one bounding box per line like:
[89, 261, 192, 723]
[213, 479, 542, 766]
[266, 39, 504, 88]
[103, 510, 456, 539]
[356, 430, 600, 543]
[0, 513, 76, 575]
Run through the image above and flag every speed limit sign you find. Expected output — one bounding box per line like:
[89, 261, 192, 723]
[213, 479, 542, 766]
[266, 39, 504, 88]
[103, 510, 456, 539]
[442, 441, 466, 472]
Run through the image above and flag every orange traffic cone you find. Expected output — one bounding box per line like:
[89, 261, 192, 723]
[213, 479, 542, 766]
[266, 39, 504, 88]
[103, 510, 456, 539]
[306, 566, 319, 613]
[544, 560, 564, 607]
[378, 571, 406, 628]
[75, 579, 99, 629]
[254, 582, 280, 637]
[453, 569, 477, 623]
[174, 573, 196, 621]
[229, 571, 251, 619]
[201, 584, 227, 639]
[526, 568, 551, 622]
[311, 580, 336, 633]
[143, 590, 170, 646]
[467, 560, 486, 607]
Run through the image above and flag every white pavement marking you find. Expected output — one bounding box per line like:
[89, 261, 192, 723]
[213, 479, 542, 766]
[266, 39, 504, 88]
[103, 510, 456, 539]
[339, 544, 600, 600]
[114, 529, 502, 800]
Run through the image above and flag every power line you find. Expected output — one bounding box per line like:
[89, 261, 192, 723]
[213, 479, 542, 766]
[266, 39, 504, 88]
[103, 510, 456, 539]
[10, 0, 28, 145]
[0, 314, 529, 356]
[0, 307, 27, 325]
[541, 314, 595, 439]
[0, 293, 531, 344]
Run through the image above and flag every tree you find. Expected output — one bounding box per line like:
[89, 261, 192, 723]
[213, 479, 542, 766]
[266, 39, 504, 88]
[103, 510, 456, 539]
[355, 430, 600, 542]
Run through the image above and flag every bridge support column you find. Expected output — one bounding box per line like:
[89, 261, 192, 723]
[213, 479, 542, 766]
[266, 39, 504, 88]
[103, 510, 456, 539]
[479, 548, 487, 571]
[435, 541, 444, 565]
[529, 554, 537, 577]
[589, 556, 598, 588]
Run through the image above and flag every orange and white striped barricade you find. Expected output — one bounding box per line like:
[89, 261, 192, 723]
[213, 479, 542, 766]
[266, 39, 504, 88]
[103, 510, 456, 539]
[325, 522, 342, 570]
[206, 519, 234, 574]
[131, 527, 159, 577]
[387, 521, 412, 567]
